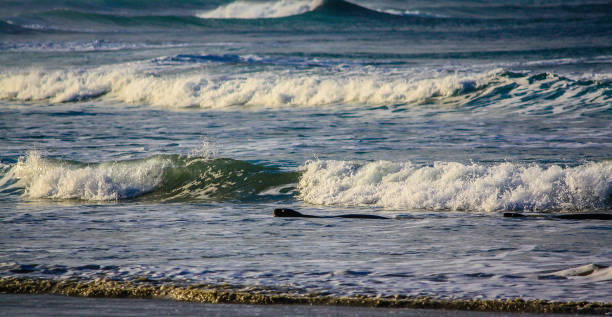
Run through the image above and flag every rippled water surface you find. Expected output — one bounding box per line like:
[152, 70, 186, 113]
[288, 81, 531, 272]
[1, 0, 611, 302]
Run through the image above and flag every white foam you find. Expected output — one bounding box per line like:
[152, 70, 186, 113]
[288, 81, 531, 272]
[197, 0, 323, 19]
[380, 9, 449, 18]
[0, 162, 10, 175]
[550, 264, 612, 282]
[298, 160, 612, 212]
[4, 151, 170, 201]
[0, 66, 490, 107]
[1, 65, 609, 113]
[188, 138, 219, 159]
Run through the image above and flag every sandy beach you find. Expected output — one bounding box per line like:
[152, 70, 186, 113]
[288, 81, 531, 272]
[1, 294, 603, 317]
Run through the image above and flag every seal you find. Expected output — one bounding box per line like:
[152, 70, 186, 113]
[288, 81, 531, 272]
[274, 208, 319, 218]
[503, 212, 612, 220]
[274, 208, 389, 219]
[554, 213, 612, 220]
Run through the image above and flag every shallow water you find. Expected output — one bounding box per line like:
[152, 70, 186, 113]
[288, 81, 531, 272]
[1, 0, 611, 303]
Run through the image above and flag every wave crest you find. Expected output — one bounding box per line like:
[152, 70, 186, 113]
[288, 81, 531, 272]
[197, 0, 323, 19]
[0, 66, 490, 107]
[1, 66, 609, 113]
[298, 160, 612, 212]
[1, 152, 298, 202]
[4, 151, 169, 201]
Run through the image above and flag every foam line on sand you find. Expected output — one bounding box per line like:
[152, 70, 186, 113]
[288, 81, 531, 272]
[1, 277, 610, 314]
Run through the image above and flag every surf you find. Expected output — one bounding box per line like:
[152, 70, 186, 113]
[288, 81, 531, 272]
[197, 0, 324, 19]
[3, 151, 612, 212]
[0, 151, 299, 202]
[1, 65, 610, 116]
[195, 0, 420, 20]
[298, 159, 612, 212]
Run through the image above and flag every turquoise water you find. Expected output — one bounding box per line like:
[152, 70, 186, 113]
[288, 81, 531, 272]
[1, 0, 611, 302]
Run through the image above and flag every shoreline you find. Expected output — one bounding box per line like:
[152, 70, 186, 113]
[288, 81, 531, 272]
[3, 294, 591, 317]
[1, 277, 610, 315]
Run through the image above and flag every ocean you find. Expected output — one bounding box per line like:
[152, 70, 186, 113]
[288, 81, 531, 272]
[0, 0, 611, 307]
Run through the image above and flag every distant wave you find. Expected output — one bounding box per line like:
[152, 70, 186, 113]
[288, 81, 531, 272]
[0, 65, 491, 107]
[152, 53, 359, 68]
[2, 1, 423, 35]
[0, 20, 38, 34]
[193, 0, 611, 21]
[197, 0, 324, 19]
[194, 0, 612, 20]
[0, 40, 192, 52]
[298, 160, 612, 212]
[195, 0, 449, 20]
[1, 151, 298, 201]
[1, 64, 610, 115]
[195, 0, 441, 20]
[2, 0, 608, 35]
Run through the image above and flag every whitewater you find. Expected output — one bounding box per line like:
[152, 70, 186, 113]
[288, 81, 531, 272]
[1, 0, 611, 310]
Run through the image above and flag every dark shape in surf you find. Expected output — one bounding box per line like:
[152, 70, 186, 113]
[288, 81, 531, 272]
[555, 213, 612, 220]
[503, 213, 526, 218]
[503, 212, 612, 220]
[273, 208, 389, 219]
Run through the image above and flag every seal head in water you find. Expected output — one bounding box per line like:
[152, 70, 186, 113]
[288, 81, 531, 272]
[274, 208, 314, 217]
[274, 208, 388, 219]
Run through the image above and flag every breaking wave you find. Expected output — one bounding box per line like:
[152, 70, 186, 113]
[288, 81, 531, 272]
[197, 0, 324, 19]
[298, 160, 612, 212]
[0, 151, 298, 202]
[3, 0, 609, 34]
[195, 0, 435, 20]
[0, 65, 490, 107]
[1, 64, 610, 113]
[3, 152, 612, 211]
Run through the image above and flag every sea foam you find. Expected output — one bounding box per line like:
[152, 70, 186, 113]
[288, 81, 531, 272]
[197, 0, 323, 19]
[298, 160, 612, 212]
[4, 151, 170, 201]
[1, 65, 609, 113]
[1, 151, 298, 202]
[549, 264, 612, 282]
[0, 66, 490, 107]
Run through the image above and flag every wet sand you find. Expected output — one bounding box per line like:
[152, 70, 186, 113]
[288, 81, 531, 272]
[1, 277, 610, 315]
[0, 294, 601, 317]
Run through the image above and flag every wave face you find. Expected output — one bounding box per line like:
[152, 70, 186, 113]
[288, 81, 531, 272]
[298, 160, 612, 212]
[197, 0, 324, 19]
[1, 66, 610, 115]
[1, 151, 298, 202]
[7, 152, 611, 211]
